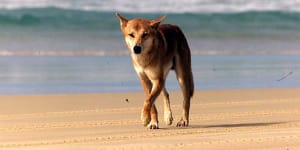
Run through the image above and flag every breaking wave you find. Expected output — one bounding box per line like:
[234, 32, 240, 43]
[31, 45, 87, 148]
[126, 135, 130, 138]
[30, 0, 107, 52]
[0, 0, 300, 13]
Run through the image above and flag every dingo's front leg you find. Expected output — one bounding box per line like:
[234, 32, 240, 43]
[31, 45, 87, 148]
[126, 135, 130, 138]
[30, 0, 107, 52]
[139, 74, 152, 126]
[147, 104, 159, 129]
[141, 78, 163, 129]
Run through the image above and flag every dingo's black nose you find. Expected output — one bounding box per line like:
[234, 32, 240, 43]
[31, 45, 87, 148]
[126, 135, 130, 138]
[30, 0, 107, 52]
[133, 46, 142, 54]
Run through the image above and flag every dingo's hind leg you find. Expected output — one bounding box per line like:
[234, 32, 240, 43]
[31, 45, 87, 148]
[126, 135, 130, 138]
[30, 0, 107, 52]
[162, 88, 173, 125]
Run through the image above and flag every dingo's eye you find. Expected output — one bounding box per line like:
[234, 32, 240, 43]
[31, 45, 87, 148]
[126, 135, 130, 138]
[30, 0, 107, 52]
[142, 32, 148, 38]
[128, 33, 135, 38]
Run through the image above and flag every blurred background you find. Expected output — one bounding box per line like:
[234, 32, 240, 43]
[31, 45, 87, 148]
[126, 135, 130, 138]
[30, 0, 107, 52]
[0, 0, 299, 94]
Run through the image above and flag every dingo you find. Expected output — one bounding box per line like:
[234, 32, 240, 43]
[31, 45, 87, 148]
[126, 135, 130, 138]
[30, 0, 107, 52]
[116, 13, 194, 129]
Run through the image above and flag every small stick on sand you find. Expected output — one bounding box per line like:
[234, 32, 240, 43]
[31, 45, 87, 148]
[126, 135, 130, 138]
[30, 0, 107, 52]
[277, 71, 293, 82]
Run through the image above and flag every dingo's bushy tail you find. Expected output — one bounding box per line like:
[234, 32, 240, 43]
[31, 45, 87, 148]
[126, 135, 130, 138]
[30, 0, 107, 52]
[176, 27, 194, 98]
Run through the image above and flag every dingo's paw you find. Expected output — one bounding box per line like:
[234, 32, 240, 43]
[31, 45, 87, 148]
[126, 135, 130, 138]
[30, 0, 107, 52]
[176, 119, 189, 127]
[147, 121, 159, 129]
[164, 111, 173, 125]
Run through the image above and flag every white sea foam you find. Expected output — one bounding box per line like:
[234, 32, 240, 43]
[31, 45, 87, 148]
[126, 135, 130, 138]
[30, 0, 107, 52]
[0, 0, 300, 13]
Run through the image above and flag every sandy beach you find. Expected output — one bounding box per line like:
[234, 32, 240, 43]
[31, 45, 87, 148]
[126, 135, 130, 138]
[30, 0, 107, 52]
[0, 88, 300, 149]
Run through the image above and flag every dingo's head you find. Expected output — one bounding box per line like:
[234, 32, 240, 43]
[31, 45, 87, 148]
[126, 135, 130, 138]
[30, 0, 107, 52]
[116, 13, 166, 55]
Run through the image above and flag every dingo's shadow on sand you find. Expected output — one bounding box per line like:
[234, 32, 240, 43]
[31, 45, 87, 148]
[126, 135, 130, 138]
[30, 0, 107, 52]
[190, 121, 286, 129]
[160, 121, 288, 130]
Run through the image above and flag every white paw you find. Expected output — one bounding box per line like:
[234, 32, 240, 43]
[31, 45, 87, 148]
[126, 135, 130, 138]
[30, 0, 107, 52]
[164, 111, 173, 125]
[147, 121, 159, 129]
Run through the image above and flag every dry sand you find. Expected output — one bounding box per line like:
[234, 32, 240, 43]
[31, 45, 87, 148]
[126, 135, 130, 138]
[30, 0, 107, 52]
[0, 88, 300, 150]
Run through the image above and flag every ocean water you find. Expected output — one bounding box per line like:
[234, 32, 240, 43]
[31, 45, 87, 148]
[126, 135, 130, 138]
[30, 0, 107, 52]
[0, 0, 300, 94]
[0, 55, 299, 95]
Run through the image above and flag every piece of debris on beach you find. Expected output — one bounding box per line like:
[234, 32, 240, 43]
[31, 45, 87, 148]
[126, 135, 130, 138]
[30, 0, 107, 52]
[277, 71, 293, 82]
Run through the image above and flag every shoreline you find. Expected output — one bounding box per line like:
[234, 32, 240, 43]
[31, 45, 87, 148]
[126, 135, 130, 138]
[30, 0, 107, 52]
[1, 88, 300, 149]
[0, 49, 300, 57]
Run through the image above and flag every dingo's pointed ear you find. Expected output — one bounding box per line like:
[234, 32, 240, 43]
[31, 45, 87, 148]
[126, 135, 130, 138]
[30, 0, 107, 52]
[116, 13, 128, 29]
[150, 16, 166, 29]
